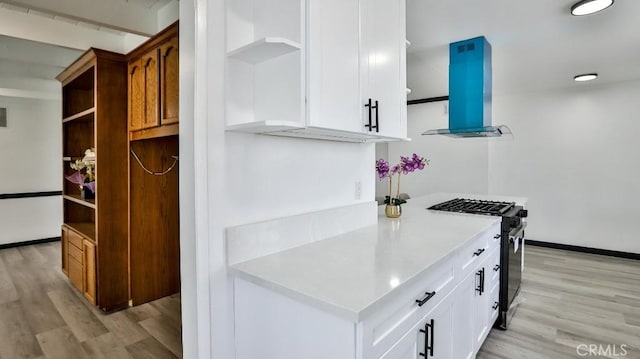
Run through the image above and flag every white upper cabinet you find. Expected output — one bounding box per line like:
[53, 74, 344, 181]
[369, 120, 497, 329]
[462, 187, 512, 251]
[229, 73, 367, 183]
[360, 0, 407, 139]
[225, 0, 408, 142]
[306, 0, 362, 134]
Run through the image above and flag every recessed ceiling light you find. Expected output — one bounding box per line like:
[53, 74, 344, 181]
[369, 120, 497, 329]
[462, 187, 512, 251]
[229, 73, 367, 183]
[574, 73, 598, 82]
[571, 0, 614, 16]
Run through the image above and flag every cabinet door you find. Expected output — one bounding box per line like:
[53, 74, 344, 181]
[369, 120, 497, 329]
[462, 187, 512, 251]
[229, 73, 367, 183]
[380, 296, 453, 359]
[83, 239, 96, 305]
[61, 226, 69, 275]
[160, 36, 179, 125]
[360, 0, 407, 139]
[378, 324, 420, 359]
[307, 0, 362, 133]
[452, 271, 475, 359]
[473, 265, 490, 351]
[142, 50, 160, 129]
[129, 59, 144, 131]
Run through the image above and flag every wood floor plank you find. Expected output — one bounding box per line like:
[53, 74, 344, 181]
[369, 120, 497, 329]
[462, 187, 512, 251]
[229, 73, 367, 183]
[122, 302, 162, 323]
[0, 247, 25, 267]
[0, 301, 44, 359]
[47, 288, 109, 342]
[149, 295, 182, 326]
[139, 316, 183, 358]
[126, 337, 178, 359]
[81, 332, 134, 359]
[0, 256, 19, 305]
[98, 310, 152, 346]
[36, 326, 88, 359]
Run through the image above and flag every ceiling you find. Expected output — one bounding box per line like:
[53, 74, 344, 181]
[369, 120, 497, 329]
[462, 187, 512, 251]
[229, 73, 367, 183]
[406, 0, 640, 99]
[0, 0, 176, 99]
[0, 35, 82, 79]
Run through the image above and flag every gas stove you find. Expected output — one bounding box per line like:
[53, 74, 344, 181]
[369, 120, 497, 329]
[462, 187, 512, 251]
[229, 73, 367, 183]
[428, 198, 516, 216]
[428, 197, 528, 330]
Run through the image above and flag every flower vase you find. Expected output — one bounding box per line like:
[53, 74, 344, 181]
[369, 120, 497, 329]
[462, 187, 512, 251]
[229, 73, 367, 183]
[81, 185, 95, 200]
[385, 204, 402, 218]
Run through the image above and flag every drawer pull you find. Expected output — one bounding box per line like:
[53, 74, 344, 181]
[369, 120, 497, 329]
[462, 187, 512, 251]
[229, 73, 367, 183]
[416, 291, 436, 307]
[475, 268, 485, 295]
[492, 301, 499, 310]
[493, 264, 500, 272]
[493, 234, 501, 239]
[473, 248, 485, 256]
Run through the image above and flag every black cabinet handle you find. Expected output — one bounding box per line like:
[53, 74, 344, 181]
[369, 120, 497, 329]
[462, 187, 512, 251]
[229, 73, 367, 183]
[416, 291, 436, 307]
[476, 268, 485, 295]
[492, 301, 499, 310]
[493, 264, 500, 272]
[419, 319, 434, 357]
[365, 99, 373, 131]
[374, 100, 379, 133]
[364, 99, 379, 132]
[473, 248, 485, 256]
[493, 234, 500, 239]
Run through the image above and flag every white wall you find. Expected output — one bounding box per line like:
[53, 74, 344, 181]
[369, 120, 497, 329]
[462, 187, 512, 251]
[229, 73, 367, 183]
[489, 80, 640, 254]
[0, 96, 62, 244]
[380, 102, 489, 199]
[225, 134, 375, 225]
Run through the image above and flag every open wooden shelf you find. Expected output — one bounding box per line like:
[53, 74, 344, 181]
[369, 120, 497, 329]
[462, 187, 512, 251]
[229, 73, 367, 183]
[63, 107, 95, 123]
[129, 123, 179, 141]
[58, 48, 129, 312]
[66, 222, 96, 241]
[228, 37, 301, 64]
[63, 194, 96, 209]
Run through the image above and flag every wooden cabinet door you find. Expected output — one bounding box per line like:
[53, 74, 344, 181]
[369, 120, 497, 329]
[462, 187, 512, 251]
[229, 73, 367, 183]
[83, 239, 97, 305]
[129, 59, 144, 131]
[142, 50, 160, 129]
[61, 226, 69, 275]
[160, 36, 179, 125]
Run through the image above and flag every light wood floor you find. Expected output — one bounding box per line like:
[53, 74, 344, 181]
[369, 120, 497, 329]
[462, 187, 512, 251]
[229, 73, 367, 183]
[0, 241, 182, 359]
[478, 245, 640, 359]
[2, 242, 639, 359]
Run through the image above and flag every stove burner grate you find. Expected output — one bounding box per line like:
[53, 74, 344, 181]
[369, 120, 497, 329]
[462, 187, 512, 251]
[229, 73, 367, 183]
[428, 198, 515, 216]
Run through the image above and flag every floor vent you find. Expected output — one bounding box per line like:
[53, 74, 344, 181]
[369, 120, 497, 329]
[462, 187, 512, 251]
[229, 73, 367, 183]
[0, 108, 6, 128]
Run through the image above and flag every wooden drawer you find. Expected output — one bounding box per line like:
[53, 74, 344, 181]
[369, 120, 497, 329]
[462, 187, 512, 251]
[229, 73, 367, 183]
[456, 222, 500, 279]
[67, 229, 84, 249]
[68, 243, 83, 263]
[361, 255, 456, 358]
[68, 258, 83, 292]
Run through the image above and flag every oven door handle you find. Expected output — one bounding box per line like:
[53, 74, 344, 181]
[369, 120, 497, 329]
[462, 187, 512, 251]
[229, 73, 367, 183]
[509, 222, 527, 241]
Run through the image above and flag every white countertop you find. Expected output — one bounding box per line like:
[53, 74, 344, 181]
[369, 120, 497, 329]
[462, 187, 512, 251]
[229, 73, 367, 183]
[230, 193, 525, 322]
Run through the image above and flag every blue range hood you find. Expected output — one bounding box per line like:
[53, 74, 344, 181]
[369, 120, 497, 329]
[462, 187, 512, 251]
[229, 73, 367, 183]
[423, 36, 511, 138]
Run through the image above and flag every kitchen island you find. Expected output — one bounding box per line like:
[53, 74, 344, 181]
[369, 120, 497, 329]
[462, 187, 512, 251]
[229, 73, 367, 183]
[230, 193, 524, 359]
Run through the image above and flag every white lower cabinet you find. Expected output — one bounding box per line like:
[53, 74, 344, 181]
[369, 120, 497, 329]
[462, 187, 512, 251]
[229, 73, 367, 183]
[379, 292, 453, 359]
[452, 272, 475, 359]
[233, 224, 501, 359]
